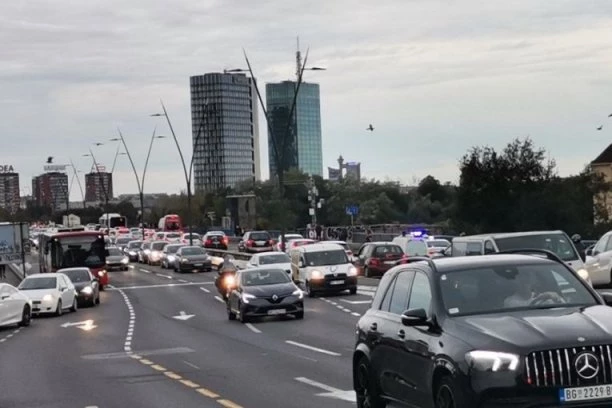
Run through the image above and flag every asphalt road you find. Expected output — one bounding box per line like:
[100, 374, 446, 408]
[0, 259, 381, 408]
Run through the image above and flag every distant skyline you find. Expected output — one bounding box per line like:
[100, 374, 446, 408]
[2, 0, 612, 201]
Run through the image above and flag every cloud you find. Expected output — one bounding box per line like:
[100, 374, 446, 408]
[2, 0, 612, 202]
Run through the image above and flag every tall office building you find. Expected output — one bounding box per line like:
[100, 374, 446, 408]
[0, 170, 20, 213]
[190, 72, 260, 193]
[266, 81, 323, 177]
[32, 172, 69, 212]
[85, 172, 113, 202]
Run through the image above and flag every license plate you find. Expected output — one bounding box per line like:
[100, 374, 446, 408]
[560, 384, 612, 402]
[384, 261, 396, 265]
[330, 280, 344, 285]
[194, 264, 203, 267]
[256, 241, 266, 246]
[268, 309, 286, 315]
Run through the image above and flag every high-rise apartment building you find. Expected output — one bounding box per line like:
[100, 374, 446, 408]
[85, 172, 113, 202]
[0, 170, 20, 214]
[32, 172, 69, 212]
[266, 81, 323, 177]
[190, 72, 260, 193]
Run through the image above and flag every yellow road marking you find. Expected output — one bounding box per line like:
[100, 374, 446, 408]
[164, 371, 182, 380]
[140, 359, 153, 365]
[180, 379, 200, 388]
[196, 388, 220, 399]
[217, 399, 243, 408]
[151, 364, 166, 371]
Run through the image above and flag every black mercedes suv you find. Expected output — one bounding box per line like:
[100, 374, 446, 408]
[353, 250, 612, 407]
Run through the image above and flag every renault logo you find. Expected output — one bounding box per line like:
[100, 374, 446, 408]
[574, 352, 600, 380]
[272, 294, 278, 301]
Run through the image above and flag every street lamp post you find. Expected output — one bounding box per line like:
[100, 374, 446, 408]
[111, 129, 166, 239]
[226, 47, 325, 250]
[69, 159, 86, 208]
[151, 101, 213, 246]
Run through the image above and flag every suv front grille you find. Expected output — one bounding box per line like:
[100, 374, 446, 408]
[525, 345, 612, 387]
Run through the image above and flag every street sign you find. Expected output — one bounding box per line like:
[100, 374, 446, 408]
[0, 223, 28, 265]
[345, 205, 359, 216]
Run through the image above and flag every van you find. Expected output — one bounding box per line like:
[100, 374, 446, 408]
[450, 231, 585, 272]
[391, 236, 428, 257]
[290, 243, 358, 297]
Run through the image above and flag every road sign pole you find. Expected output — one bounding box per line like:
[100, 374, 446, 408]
[20, 222, 26, 278]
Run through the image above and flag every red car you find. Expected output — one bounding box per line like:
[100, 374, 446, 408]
[353, 242, 404, 277]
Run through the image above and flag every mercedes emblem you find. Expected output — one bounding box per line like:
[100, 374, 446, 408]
[272, 294, 278, 301]
[574, 352, 600, 380]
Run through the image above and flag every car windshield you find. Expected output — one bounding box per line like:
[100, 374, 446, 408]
[167, 245, 183, 254]
[373, 245, 403, 257]
[142, 243, 151, 249]
[107, 248, 123, 256]
[259, 254, 290, 265]
[116, 238, 131, 245]
[428, 240, 450, 248]
[284, 234, 302, 240]
[494, 233, 579, 262]
[242, 270, 291, 286]
[19, 277, 57, 290]
[439, 262, 597, 316]
[51, 235, 106, 269]
[250, 232, 270, 241]
[151, 242, 166, 250]
[182, 247, 205, 256]
[128, 241, 142, 249]
[304, 249, 348, 266]
[62, 269, 91, 283]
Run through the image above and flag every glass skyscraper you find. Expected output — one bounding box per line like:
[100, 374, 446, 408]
[266, 81, 322, 177]
[190, 73, 260, 193]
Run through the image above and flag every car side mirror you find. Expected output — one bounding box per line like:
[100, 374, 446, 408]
[586, 248, 593, 256]
[60, 287, 67, 292]
[401, 308, 430, 327]
[600, 292, 612, 307]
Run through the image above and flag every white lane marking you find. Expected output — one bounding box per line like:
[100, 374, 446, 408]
[156, 273, 173, 279]
[85, 406, 100, 408]
[285, 340, 341, 356]
[340, 299, 372, 305]
[294, 377, 356, 402]
[183, 360, 200, 370]
[107, 282, 203, 290]
[357, 291, 374, 297]
[357, 285, 377, 292]
[178, 279, 188, 283]
[214, 296, 225, 303]
[351, 312, 361, 317]
[336, 305, 343, 309]
[330, 302, 338, 305]
[342, 309, 351, 313]
[117, 288, 136, 354]
[140, 269, 151, 274]
[245, 323, 261, 333]
[199, 287, 210, 293]
[0, 339, 6, 343]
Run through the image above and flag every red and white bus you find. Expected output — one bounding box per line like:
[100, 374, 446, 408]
[38, 228, 109, 289]
[158, 214, 182, 232]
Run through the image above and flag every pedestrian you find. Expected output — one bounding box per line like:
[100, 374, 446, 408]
[0, 264, 6, 280]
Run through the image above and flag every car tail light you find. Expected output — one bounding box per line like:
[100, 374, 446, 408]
[369, 258, 380, 266]
[222, 237, 228, 244]
[205, 239, 212, 246]
[247, 239, 254, 247]
[268, 240, 274, 246]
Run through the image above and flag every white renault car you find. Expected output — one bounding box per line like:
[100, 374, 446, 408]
[0, 283, 32, 327]
[18, 273, 78, 316]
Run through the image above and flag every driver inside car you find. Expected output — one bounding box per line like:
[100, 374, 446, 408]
[504, 269, 565, 307]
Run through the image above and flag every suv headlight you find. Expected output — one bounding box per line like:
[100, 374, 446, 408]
[347, 266, 358, 276]
[292, 289, 304, 299]
[311, 270, 324, 279]
[465, 350, 519, 372]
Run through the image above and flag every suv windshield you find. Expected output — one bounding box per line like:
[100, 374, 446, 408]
[182, 247, 205, 256]
[305, 249, 348, 266]
[495, 233, 578, 262]
[259, 253, 290, 264]
[242, 270, 290, 286]
[19, 277, 56, 290]
[439, 262, 597, 316]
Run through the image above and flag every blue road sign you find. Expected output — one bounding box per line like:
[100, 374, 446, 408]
[345, 205, 359, 216]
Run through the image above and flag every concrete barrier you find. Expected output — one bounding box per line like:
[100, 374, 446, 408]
[8, 263, 26, 281]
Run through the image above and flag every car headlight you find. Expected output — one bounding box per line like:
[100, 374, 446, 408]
[42, 294, 54, 302]
[167, 255, 176, 262]
[465, 350, 519, 372]
[242, 293, 256, 303]
[81, 286, 93, 295]
[181, 258, 189, 263]
[347, 266, 358, 276]
[577, 269, 592, 286]
[121, 257, 128, 264]
[292, 289, 304, 299]
[311, 270, 324, 279]
[105, 259, 110, 264]
[129, 251, 136, 256]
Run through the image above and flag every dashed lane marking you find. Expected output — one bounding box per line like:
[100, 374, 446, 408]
[140, 269, 151, 274]
[183, 360, 200, 370]
[351, 312, 361, 317]
[285, 340, 341, 357]
[214, 296, 225, 303]
[200, 287, 210, 293]
[151, 364, 166, 371]
[218, 399, 244, 408]
[156, 273, 173, 279]
[178, 279, 189, 283]
[164, 371, 183, 380]
[340, 299, 372, 305]
[0, 328, 21, 345]
[180, 379, 200, 388]
[245, 323, 261, 334]
[197, 388, 220, 399]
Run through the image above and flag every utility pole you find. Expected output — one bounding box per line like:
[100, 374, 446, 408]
[307, 174, 323, 227]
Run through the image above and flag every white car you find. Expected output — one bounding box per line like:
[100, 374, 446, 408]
[181, 233, 202, 246]
[247, 252, 292, 274]
[18, 273, 78, 316]
[275, 234, 304, 252]
[0, 283, 32, 327]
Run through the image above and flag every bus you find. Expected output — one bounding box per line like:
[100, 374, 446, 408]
[99, 213, 127, 229]
[158, 214, 182, 232]
[38, 228, 109, 289]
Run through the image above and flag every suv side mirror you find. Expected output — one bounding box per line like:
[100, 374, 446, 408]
[401, 308, 429, 327]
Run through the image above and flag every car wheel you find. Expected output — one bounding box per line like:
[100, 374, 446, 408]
[96, 293, 101, 305]
[355, 356, 386, 408]
[364, 266, 372, 278]
[349, 287, 357, 295]
[435, 375, 467, 408]
[99, 285, 105, 291]
[70, 296, 78, 312]
[294, 311, 304, 319]
[19, 305, 31, 327]
[306, 281, 316, 298]
[56, 299, 63, 316]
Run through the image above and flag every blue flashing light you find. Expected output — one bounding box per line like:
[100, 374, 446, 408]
[410, 230, 428, 238]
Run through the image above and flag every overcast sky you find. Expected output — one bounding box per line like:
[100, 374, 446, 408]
[2, 0, 612, 201]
